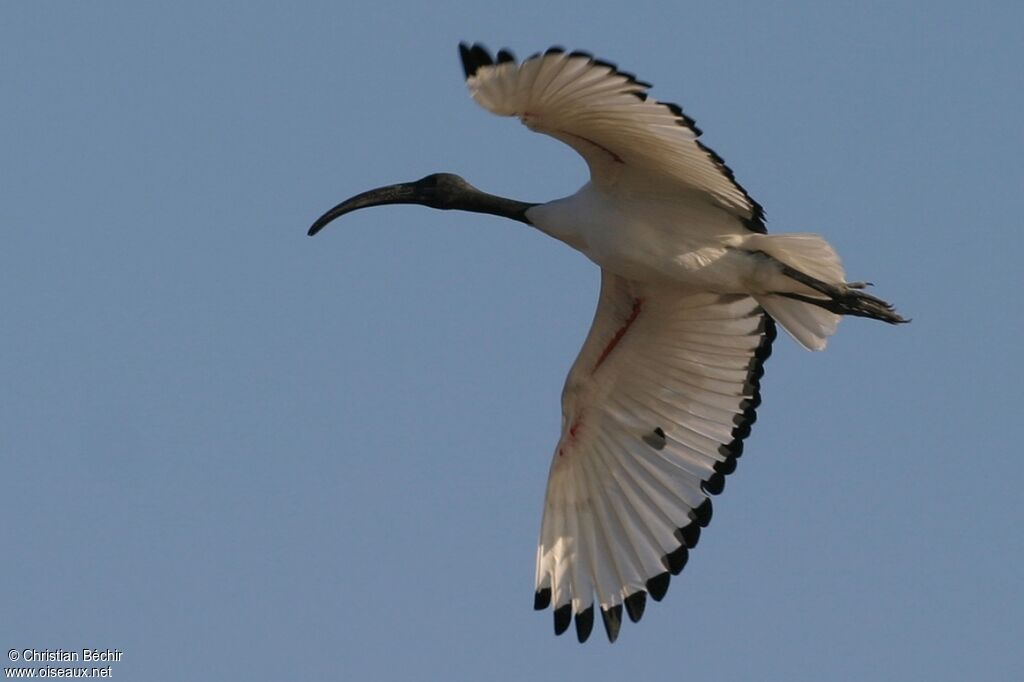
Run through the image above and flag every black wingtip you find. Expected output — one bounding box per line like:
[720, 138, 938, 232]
[676, 522, 701, 549]
[459, 42, 494, 79]
[662, 544, 690, 575]
[762, 316, 778, 345]
[464, 42, 495, 79]
[553, 604, 572, 635]
[458, 43, 473, 79]
[568, 49, 595, 61]
[495, 48, 516, 64]
[646, 572, 670, 601]
[720, 439, 744, 459]
[601, 604, 623, 643]
[624, 591, 647, 623]
[692, 498, 713, 528]
[534, 587, 551, 611]
[701, 472, 726, 496]
[575, 605, 594, 643]
[713, 456, 737, 476]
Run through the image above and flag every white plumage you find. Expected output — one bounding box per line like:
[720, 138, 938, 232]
[467, 47, 760, 220]
[309, 43, 905, 643]
[533, 274, 773, 640]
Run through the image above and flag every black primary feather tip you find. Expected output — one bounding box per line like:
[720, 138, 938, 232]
[601, 605, 623, 642]
[663, 544, 689, 575]
[574, 605, 594, 643]
[495, 48, 516, 64]
[646, 572, 670, 601]
[450, 42, 783, 644]
[624, 591, 647, 623]
[553, 604, 572, 635]
[692, 498, 713, 527]
[701, 472, 726, 496]
[458, 42, 494, 79]
[676, 522, 701, 549]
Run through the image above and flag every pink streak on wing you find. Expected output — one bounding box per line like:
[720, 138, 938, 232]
[558, 419, 583, 458]
[593, 298, 643, 372]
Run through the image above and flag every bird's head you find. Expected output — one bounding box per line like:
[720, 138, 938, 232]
[308, 173, 486, 236]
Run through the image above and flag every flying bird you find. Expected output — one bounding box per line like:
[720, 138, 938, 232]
[308, 43, 906, 643]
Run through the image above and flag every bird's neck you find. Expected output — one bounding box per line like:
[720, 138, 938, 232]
[446, 188, 536, 225]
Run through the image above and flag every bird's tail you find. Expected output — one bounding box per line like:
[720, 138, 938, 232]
[756, 293, 840, 351]
[749, 233, 906, 351]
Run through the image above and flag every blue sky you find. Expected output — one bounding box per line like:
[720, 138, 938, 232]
[3, 2, 1021, 680]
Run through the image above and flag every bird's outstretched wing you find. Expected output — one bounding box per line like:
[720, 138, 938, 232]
[534, 271, 775, 642]
[459, 43, 765, 233]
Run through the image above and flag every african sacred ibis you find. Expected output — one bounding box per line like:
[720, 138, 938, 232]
[309, 43, 906, 643]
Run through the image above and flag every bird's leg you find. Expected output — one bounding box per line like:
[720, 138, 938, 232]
[751, 250, 908, 324]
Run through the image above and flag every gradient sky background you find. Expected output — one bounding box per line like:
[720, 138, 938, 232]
[3, 2, 1021, 680]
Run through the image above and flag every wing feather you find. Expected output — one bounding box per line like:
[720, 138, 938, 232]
[460, 43, 765, 231]
[535, 271, 775, 641]
[458, 41, 779, 643]
[589, 430, 672, 571]
[577, 460, 623, 610]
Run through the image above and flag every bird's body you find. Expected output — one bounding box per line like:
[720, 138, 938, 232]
[309, 43, 906, 643]
[529, 186, 817, 295]
[529, 183, 749, 286]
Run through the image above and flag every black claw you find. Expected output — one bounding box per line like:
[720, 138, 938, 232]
[575, 605, 594, 643]
[692, 498, 713, 527]
[553, 604, 572, 635]
[646, 572, 670, 601]
[601, 604, 623, 643]
[624, 591, 647, 622]
[534, 587, 551, 610]
[663, 545, 689, 575]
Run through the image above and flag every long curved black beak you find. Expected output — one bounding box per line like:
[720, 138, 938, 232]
[308, 173, 535, 236]
[308, 182, 421, 236]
